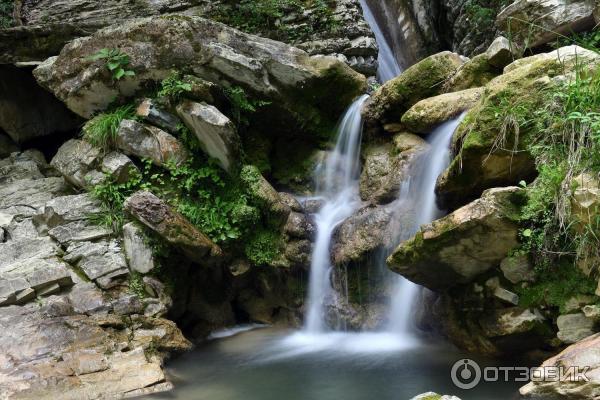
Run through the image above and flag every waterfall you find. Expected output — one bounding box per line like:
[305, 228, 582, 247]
[386, 114, 466, 334]
[359, 0, 402, 82]
[305, 95, 369, 333]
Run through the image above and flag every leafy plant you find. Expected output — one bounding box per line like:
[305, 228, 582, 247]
[224, 86, 270, 127]
[158, 71, 192, 100]
[244, 229, 282, 265]
[0, 0, 13, 29]
[83, 104, 136, 150]
[87, 48, 135, 81]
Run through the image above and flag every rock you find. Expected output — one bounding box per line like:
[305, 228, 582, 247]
[557, 313, 596, 344]
[436, 46, 600, 209]
[362, 51, 466, 126]
[584, 304, 600, 321]
[32, 16, 366, 136]
[0, 65, 81, 143]
[410, 393, 461, 400]
[0, 176, 70, 218]
[50, 139, 102, 189]
[63, 239, 128, 283]
[387, 187, 522, 290]
[443, 53, 501, 93]
[278, 192, 304, 212]
[480, 307, 546, 337]
[500, 254, 536, 284]
[493, 287, 520, 305]
[124, 190, 222, 264]
[176, 101, 240, 173]
[401, 88, 484, 134]
[240, 165, 291, 225]
[497, 0, 596, 49]
[123, 222, 156, 274]
[34, 193, 112, 245]
[283, 239, 312, 268]
[136, 98, 180, 134]
[0, 133, 19, 158]
[485, 36, 517, 69]
[520, 333, 600, 398]
[1, 0, 202, 63]
[100, 151, 137, 184]
[571, 172, 600, 233]
[359, 133, 428, 204]
[564, 295, 596, 313]
[333, 204, 393, 265]
[116, 119, 188, 167]
[283, 212, 316, 240]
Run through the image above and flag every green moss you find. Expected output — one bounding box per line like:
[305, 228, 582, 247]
[244, 228, 283, 266]
[0, 0, 13, 29]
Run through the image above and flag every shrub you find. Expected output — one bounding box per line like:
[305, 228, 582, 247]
[158, 72, 192, 100]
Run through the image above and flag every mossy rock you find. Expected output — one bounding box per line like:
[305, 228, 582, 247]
[443, 53, 501, 93]
[436, 46, 600, 209]
[362, 51, 466, 126]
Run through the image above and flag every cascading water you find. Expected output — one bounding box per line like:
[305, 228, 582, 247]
[359, 0, 402, 82]
[305, 95, 368, 333]
[386, 114, 466, 334]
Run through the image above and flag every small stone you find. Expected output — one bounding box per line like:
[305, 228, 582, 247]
[101, 152, 137, 183]
[500, 254, 536, 284]
[50, 139, 102, 188]
[583, 304, 600, 321]
[564, 295, 596, 313]
[493, 287, 520, 305]
[123, 222, 155, 274]
[136, 98, 180, 133]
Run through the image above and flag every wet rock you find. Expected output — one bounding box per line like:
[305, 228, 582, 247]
[362, 51, 466, 126]
[283, 212, 316, 240]
[176, 101, 240, 173]
[136, 98, 180, 134]
[333, 204, 393, 265]
[388, 187, 522, 290]
[124, 190, 222, 264]
[278, 192, 304, 212]
[557, 313, 596, 344]
[401, 88, 484, 134]
[0, 65, 81, 143]
[359, 133, 428, 204]
[33, 16, 366, 135]
[117, 119, 188, 167]
[520, 333, 600, 398]
[123, 222, 156, 274]
[497, 0, 596, 49]
[500, 254, 536, 284]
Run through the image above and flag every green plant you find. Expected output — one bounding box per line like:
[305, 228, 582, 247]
[87, 48, 135, 81]
[129, 271, 147, 299]
[0, 0, 13, 29]
[244, 229, 282, 265]
[158, 71, 192, 100]
[83, 104, 136, 150]
[224, 86, 270, 127]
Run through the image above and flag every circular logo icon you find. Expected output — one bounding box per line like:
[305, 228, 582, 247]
[451, 359, 482, 390]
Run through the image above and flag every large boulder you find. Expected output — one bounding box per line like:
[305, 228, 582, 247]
[401, 88, 484, 134]
[520, 333, 600, 398]
[176, 101, 240, 173]
[387, 187, 523, 290]
[32, 16, 366, 135]
[0, 65, 81, 144]
[497, 0, 596, 49]
[359, 133, 428, 204]
[437, 46, 600, 209]
[124, 190, 223, 265]
[361, 51, 465, 127]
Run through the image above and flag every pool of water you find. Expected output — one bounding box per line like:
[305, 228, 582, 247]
[145, 327, 526, 400]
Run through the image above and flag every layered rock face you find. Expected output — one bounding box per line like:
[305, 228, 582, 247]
[0, 151, 191, 398]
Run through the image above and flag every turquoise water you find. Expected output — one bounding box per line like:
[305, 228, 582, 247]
[145, 327, 526, 400]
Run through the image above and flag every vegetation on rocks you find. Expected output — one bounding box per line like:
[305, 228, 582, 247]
[0, 0, 12, 28]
